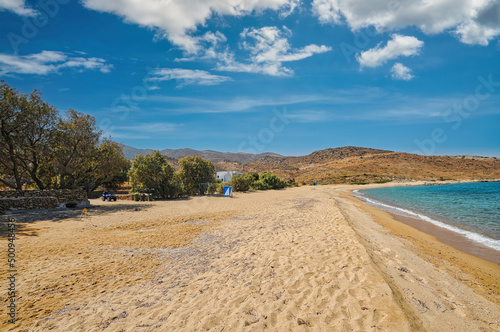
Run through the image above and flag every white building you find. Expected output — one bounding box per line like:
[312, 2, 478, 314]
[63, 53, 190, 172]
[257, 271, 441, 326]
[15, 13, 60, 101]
[216, 171, 242, 183]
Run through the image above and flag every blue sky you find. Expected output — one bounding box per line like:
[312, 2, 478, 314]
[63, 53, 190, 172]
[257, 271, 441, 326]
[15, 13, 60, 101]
[1, 0, 499, 157]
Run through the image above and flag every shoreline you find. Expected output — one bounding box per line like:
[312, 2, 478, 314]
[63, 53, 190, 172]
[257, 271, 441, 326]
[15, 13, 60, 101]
[350, 182, 500, 264]
[344, 189, 500, 302]
[388, 212, 499, 264]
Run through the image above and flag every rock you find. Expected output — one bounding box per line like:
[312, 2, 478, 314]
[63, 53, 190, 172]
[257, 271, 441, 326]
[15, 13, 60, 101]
[297, 318, 310, 326]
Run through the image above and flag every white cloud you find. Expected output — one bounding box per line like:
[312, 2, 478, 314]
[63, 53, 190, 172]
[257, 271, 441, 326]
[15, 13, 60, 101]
[82, 0, 300, 54]
[390, 63, 414, 80]
[0, 0, 37, 16]
[356, 34, 423, 68]
[312, 0, 342, 25]
[143, 89, 500, 124]
[118, 123, 181, 132]
[217, 26, 332, 76]
[455, 20, 500, 46]
[147, 93, 334, 113]
[148, 68, 232, 87]
[312, 0, 500, 46]
[108, 122, 182, 139]
[81, 1, 331, 77]
[286, 110, 330, 123]
[0, 51, 113, 75]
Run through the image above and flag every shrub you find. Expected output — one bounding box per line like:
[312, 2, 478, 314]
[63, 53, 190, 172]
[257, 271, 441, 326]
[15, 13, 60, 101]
[207, 179, 223, 194]
[229, 174, 255, 192]
[250, 179, 271, 190]
[251, 172, 287, 190]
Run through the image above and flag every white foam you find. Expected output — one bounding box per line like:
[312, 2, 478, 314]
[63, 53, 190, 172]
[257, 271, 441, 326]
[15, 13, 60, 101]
[352, 191, 500, 252]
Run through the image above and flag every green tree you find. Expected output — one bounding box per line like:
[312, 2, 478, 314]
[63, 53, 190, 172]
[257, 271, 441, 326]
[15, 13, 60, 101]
[17, 90, 58, 190]
[251, 172, 259, 182]
[90, 139, 131, 191]
[0, 82, 26, 189]
[0, 83, 58, 190]
[0, 81, 132, 191]
[52, 109, 101, 189]
[229, 173, 255, 192]
[129, 151, 179, 199]
[251, 172, 287, 190]
[178, 155, 215, 195]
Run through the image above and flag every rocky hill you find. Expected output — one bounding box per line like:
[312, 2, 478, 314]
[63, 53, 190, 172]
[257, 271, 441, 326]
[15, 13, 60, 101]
[238, 147, 500, 184]
[118, 144, 500, 184]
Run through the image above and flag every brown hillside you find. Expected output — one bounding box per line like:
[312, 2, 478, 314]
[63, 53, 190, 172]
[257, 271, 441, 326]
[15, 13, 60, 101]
[232, 147, 500, 184]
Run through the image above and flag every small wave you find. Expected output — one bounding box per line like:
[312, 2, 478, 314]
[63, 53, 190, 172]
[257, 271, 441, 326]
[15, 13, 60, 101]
[352, 191, 500, 252]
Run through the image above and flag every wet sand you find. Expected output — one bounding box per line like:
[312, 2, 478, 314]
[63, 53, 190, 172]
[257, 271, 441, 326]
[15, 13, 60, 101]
[388, 212, 499, 264]
[350, 185, 500, 265]
[1, 184, 499, 331]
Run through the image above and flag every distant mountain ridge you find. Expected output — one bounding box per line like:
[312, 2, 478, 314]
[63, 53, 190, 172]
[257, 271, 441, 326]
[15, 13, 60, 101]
[118, 144, 500, 184]
[118, 144, 282, 163]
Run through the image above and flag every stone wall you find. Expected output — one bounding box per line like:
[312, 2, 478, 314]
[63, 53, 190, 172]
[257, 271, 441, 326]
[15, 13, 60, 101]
[116, 194, 133, 201]
[0, 189, 89, 214]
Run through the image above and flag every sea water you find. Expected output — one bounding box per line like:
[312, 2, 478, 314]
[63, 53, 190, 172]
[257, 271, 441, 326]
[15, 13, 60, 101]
[353, 182, 500, 252]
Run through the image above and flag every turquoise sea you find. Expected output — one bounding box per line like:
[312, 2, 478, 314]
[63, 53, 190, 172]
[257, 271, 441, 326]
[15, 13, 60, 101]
[352, 182, 500, 252]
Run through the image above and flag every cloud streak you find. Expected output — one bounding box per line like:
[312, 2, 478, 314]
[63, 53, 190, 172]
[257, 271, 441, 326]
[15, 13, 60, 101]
[148, 68, 232, 87]
[107, 122, 183, 140]
[0, 51, 113, 75]
[143, 89, 500, 124]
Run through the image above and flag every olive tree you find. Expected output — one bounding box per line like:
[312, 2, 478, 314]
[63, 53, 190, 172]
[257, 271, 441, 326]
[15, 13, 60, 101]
[129, 151, 179, 199]
[178, 155, 215, 195]
[0, 83, 57, 190]
[52, 109, 101, 189]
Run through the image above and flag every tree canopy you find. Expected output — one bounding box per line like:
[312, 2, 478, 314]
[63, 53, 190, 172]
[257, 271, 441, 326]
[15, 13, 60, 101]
[129, 151, 179, 199]
[0, 81, 129, 191]
[178, 155, 215, 195]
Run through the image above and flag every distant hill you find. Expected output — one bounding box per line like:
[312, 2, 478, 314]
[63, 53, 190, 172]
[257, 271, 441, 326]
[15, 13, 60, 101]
[117, 144, 500, 184]
[238, 146, 500, 184]
[118, 144, 282, 164]
[119, 144, 155, 159]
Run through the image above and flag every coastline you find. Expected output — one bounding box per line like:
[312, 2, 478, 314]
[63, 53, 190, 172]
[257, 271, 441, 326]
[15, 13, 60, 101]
[350, 183, 500, 264]
[387, 211, 499, 264]
[1, 185, 498, 331]
[343, 187, 500, 301]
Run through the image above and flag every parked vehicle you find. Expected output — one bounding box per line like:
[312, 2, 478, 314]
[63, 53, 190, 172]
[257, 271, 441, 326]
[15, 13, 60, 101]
[101, 192, 117, 201]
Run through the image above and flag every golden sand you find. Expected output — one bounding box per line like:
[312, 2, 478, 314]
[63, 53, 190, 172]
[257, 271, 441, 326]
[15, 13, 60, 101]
[1, 184, 499, 331]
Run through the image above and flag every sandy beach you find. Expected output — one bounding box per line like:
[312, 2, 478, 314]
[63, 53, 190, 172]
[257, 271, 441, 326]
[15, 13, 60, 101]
[1, 184, 499, 331]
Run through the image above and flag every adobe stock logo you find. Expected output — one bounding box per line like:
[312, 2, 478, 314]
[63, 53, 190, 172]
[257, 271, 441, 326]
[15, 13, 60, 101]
[7, 0, 70, 53]
[414, 74, 499, 155]
[237, 107, 291, 154]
